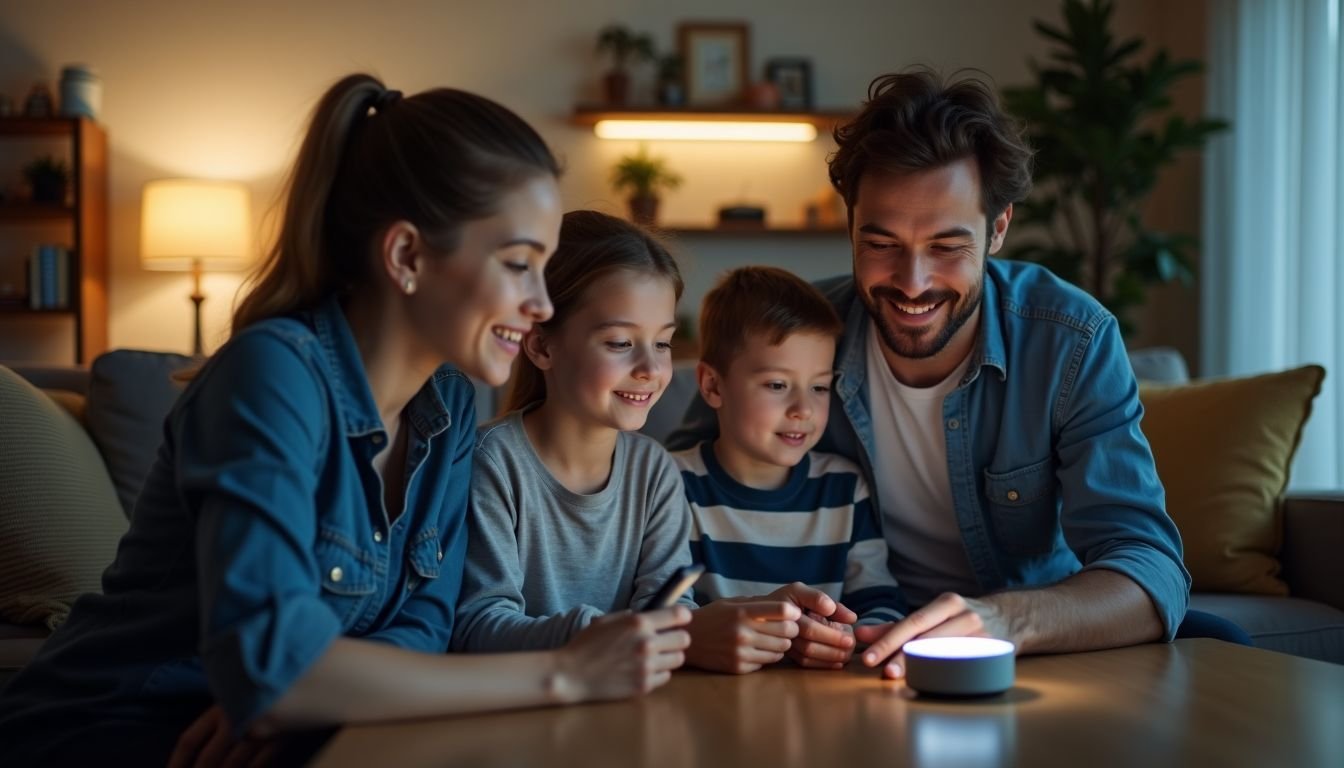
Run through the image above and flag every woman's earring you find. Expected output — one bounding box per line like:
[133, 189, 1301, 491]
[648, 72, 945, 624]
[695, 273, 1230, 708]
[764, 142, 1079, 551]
[403, 277, 416, 295]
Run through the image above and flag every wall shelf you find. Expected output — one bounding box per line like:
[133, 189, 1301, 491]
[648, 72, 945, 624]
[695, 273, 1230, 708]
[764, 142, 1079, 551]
[0, 117, 107, 364]
[0, 305, 77, 316]
[662, 225, 846, 237]
[571, 105, 854, 129]
[0, 117, 87, 137]
[0, 203, 76, 221]
[572, 105, 853, 142]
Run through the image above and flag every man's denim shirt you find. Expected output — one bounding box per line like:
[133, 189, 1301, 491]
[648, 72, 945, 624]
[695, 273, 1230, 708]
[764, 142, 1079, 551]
[670, 260, 1190, 639]
[0, 297, 476, 745]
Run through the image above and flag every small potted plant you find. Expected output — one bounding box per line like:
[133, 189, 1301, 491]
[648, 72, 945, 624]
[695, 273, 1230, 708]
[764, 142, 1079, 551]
[23, 155, 70, 204]
[596, 23, 654, 105]
[611, 145, 682, 226]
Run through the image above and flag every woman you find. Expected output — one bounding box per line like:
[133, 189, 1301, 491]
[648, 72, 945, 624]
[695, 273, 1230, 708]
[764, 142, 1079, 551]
[0, 74, 690, 765]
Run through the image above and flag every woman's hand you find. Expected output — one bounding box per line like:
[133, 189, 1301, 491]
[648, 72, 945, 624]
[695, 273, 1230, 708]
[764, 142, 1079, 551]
[554, 606, 692, 702]
[168, 705, 278, 768]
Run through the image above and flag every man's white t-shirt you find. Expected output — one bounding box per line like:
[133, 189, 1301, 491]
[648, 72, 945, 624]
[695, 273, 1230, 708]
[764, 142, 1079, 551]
[865, 321, 979, 607]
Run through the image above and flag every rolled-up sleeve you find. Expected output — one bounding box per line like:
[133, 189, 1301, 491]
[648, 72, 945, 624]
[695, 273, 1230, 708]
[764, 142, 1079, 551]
[1056, 314, 1191, 640]
[177, 332, 342, 731]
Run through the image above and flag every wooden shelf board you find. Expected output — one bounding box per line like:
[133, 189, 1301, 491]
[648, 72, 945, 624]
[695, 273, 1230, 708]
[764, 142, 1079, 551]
[0, 305, 75, 316]
[571, 106, 853, 129]
[0, 203, 75, 220]
[661, 225, 847, 236]
[0, 117, 82, 137]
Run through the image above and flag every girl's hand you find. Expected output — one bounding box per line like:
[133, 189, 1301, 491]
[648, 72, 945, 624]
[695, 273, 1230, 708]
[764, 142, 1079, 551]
[555, 607, 692, 702]
[684, 600, 802, 674]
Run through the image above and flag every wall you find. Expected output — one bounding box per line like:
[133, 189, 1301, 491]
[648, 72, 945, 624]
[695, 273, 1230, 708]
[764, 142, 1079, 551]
[0, 0, 1206, 364]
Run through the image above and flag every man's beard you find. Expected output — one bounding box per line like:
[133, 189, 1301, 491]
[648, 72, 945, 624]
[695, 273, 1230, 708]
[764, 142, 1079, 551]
[862, 278, 983, 360]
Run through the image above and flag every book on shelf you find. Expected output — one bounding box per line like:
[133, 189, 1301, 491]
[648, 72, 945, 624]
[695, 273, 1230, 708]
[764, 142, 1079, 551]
[28, 244, 71, 310]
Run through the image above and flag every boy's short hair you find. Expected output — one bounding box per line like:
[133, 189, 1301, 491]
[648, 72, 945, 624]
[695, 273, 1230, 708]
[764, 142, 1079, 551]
[699, 266, 843, 374]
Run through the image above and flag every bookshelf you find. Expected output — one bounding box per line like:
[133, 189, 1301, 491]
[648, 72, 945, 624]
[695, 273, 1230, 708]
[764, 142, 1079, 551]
[0, 117, 107, 364]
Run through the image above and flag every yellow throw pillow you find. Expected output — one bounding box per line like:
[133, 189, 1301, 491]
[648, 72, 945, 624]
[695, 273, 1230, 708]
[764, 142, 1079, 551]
[1139, 365, 1325, 595]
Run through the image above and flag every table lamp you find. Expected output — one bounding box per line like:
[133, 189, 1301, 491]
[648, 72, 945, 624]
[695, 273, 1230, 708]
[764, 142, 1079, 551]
[140, 179, 253, 355]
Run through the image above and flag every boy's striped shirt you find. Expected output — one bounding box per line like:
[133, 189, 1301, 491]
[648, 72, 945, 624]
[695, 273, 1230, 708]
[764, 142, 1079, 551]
[672, 441, 906, 624]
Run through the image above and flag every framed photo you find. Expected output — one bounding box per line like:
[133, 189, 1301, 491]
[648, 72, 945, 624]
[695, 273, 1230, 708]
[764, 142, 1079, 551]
[678, 22, 750, 106]
[766, 58, 813, 110]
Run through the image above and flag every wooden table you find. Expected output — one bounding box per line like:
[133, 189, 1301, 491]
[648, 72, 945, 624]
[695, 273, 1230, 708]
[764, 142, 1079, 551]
[314, 640, 1344, 767]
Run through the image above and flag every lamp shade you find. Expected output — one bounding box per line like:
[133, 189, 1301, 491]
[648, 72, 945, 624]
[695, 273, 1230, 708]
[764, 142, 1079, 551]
[140, 179, 253, 271]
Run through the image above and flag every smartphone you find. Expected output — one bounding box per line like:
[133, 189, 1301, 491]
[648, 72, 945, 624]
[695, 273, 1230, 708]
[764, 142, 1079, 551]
[640, 564, 705, 611]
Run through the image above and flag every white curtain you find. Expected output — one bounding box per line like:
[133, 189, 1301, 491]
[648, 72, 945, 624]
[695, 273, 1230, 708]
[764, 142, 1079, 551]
[1204, 0, 1344, 490]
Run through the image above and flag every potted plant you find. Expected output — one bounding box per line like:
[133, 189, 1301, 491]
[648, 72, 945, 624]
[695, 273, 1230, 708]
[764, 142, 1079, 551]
[611, 145, 682, 226]
[1001, 0, 1228, 336]
[23, 155, 70, 204]
[596, 24, 654, 105]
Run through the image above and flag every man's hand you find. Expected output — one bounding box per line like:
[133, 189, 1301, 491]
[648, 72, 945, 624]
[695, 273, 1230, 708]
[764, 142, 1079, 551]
[853, 592, 1010, 679]
[685, 600, 801, 674]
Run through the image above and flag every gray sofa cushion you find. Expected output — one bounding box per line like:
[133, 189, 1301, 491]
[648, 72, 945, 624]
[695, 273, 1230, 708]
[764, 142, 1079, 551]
[85, 350, 194, 518]
[1129, 346, 1191, 384]
[1190, 593, 1344, 664]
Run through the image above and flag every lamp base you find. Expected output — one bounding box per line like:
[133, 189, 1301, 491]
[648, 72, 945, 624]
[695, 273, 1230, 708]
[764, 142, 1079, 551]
[190, 292, 205, 357]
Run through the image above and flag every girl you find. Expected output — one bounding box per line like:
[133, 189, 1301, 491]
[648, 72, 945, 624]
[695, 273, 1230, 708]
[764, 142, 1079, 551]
[452, 210, 697, 651]
[451, 211, 837, 675]
[0, 76, 688, 766]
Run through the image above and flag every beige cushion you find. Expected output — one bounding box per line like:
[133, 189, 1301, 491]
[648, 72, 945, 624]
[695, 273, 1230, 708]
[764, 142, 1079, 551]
[1140, 365, 1325, 595]
[0, 365, 126, 629]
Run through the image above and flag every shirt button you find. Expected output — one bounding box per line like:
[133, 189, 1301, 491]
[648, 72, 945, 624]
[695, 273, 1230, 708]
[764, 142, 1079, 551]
[947, 418, 960, 430]
[373, 530, 383, 543]
[329, 566, 344, 583]
[371, 434, 384, 445]
[437, 549, 444, 562]
[1006, 490, 1020, 502]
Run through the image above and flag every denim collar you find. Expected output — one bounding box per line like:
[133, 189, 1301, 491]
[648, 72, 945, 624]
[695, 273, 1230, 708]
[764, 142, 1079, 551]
[973, 265, 1008, 383]
[308, 296, 452, 440]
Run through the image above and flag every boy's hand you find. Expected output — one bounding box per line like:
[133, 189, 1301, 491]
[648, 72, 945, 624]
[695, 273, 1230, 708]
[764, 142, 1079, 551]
[763, 582, 859, 625]
[762, 583, 858, 669]
[685, 600, 801, 674]
[787, 611, 856, 669]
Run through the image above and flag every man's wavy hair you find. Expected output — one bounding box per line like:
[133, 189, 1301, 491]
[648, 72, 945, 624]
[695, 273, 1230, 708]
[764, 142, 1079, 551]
[828, 68, 1033, 224]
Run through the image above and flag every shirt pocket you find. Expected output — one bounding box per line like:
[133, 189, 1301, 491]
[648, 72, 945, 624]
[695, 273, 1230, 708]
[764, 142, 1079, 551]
[405, 527, 442, 593]
[315, 526, 377, 626]
[983, 457, 1059, 555]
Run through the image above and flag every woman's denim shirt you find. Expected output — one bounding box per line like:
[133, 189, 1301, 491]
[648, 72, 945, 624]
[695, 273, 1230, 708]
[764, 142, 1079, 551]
[0, 296, 476, 744]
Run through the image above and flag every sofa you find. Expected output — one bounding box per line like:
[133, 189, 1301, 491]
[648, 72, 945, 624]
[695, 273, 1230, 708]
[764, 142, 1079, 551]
[1, 348, 1341, 686]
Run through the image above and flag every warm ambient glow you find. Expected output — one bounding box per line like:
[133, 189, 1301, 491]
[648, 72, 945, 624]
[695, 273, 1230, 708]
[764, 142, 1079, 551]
[593, 119, 818, 142]
[903, 637, 1017, 659]
[140, 179, 253, 271]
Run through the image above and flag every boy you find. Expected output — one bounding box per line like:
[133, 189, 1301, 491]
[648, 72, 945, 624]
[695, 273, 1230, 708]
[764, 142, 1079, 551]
[671, 266, 905, 666]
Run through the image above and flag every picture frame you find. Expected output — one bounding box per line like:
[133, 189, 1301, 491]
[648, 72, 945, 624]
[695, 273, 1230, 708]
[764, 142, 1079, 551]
[766, 57, 813, 111]
[678, 22, 750, 107]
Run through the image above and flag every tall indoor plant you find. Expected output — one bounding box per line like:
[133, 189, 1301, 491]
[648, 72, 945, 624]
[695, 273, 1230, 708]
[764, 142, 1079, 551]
[1002, 0, 1228, 335]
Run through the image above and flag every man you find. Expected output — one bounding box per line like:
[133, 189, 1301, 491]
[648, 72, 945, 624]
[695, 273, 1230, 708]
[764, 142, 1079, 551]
[670, 69, 1193, 678]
